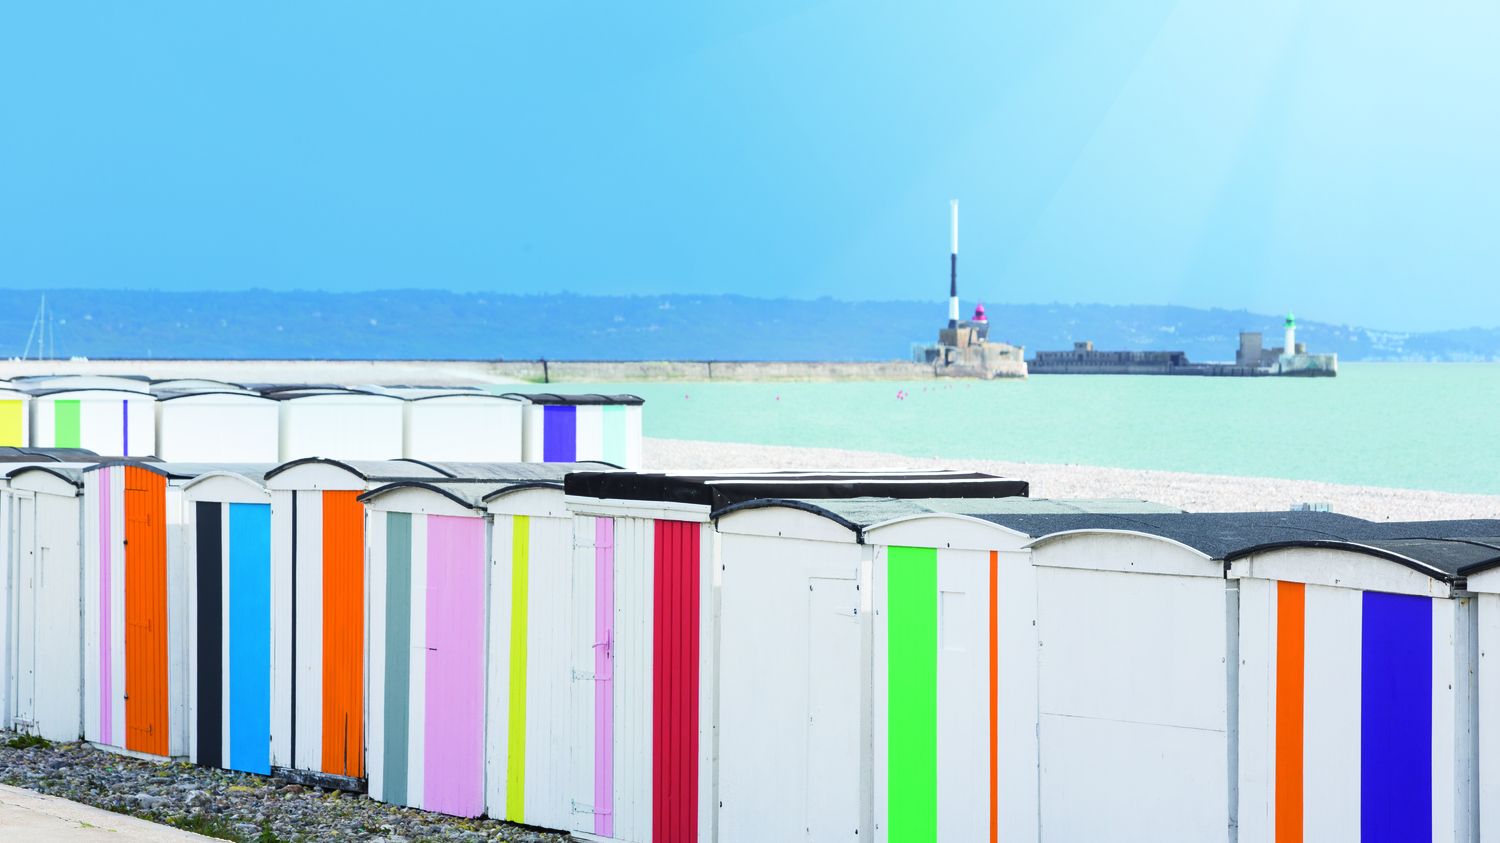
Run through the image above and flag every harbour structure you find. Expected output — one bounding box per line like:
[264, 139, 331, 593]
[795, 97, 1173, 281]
[1030, 314, 1337, 376]
[911, 201, 1028, 379]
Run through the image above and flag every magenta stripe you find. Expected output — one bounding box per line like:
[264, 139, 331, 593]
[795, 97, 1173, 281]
[594, 517, 614, 836]
[98, 468, 113, 745]
[424, 515, 486, 816]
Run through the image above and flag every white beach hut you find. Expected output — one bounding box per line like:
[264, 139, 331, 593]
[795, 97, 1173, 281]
[1, 465, 87, 741]
[506, 394, 644, 469]
[0, 387, 32, 447]
[262, 458, 449, 787]
[29, 389, 157, 457]
[1015, 511, 1382, 841]
[81, 461, 258, 759]
[271, 389, 405, 462]
[559, 471, 1028, 843]
[182, 467, 277, 775]
[361, 464, 605, 820]
[1433, 534, 1500, 842]
[399, 392, 525, 463]
[708, 497, 1178, 843]
[362, 480, 513, 818]
[1227, 532, 1500, 843]
[156, 391, 281, 462]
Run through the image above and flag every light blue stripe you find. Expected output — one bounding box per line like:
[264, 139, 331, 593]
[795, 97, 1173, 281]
[228, 502, 272, 775]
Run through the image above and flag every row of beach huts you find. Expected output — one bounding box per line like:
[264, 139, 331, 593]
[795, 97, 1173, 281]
[0, 374, 644, 467]
[3, 399, 1500, 839]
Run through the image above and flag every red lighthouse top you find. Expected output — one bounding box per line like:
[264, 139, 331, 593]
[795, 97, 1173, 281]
[972, 302, 987, 322]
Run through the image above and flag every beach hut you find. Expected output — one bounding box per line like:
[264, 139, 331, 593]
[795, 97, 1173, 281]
[559, 471, 1028, 843]
[1, 465, 87, 741]
[29, 389, 157, 457]
[81, 461, 252, 759]
[271, 389, 405, 462]
[1227, 533, 1500, 842]
[399, 392, 525, 463]
[361, 463, 604, 820]
[155, 391, 281, 462]
[1, 387, 31, 447]
[1431, 535, 1500, 842]
[182, 467, 277, 775]
[263, 458, 450, 786]
[362, 480, 514, 817]
[708, 497, 1178, 843]
[1012, 511, 1379, 841]
[506, 394, 644, 469]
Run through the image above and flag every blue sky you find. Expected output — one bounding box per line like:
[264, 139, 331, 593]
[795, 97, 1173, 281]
[2, 2, 1496, 331]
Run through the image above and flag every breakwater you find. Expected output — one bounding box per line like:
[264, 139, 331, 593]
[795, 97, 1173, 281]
[1, 358, 1026, 383]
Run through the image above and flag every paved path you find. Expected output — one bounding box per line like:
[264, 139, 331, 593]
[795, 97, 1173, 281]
[0, 785, 214, 841]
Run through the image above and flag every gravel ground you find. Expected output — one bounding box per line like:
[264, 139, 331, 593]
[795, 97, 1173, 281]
[0, 734, 567, 843]
[645, 437, 1500, 522]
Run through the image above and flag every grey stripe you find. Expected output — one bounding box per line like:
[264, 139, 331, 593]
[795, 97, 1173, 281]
[383, 512, 412, 804]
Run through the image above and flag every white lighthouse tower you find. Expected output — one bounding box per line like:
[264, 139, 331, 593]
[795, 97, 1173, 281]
[1284, 312, 1297, 356]
[947, 199, 960, 328]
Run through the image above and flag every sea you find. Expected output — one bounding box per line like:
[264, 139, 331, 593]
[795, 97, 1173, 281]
[548, 363, 1500, 496]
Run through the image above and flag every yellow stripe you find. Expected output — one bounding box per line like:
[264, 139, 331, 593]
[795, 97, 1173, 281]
[0, 400, 21, 447]
[506, 515, 530, 821]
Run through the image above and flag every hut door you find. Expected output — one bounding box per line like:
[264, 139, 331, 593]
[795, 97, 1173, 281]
[320, 491, 365, 778]
[14, 495, 36, 729]
[123, 466, 168, 756]
[805, 577, 861, 841]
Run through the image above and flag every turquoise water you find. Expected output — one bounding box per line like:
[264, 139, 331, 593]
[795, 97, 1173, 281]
[547, 363, 1500, 495]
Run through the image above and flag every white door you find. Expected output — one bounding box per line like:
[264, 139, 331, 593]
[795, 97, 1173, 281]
[34, 493, 82, 741]
[806, 577, 861, 841]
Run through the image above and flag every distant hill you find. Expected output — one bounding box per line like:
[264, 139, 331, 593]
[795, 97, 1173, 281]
[3, 289, 1497, 363]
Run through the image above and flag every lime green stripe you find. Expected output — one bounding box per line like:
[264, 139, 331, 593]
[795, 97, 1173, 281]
[505, 516, 530, 821]
[0, 400, 22, 447]
[54, 400, 81, 448]
[602, 405, 626, 467]
[888, 546, 937, 843]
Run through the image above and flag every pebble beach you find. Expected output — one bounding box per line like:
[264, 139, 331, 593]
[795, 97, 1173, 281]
[645, 438, 1500, 522]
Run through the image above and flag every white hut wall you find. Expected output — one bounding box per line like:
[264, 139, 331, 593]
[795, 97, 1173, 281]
[483, 510, 573, 828]
[716, 523, 863, 842]
[1030, 532, 1230, 840]
[158, 399, 280, 462]
[32, 395, 156, 456]
[7, 484, 85, 741]
[402, 399, 523, 463]
[1233, 553, 1476, 842]
[869, 540, 1037, 842]
[278, 400, 403, 461]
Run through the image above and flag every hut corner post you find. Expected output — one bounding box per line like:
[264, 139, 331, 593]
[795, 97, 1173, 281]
[1226, 579, 1240, 842]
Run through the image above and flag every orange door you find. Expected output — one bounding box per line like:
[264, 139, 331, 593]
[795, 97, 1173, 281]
[321, 491, 365, 778]
[123, 466, 168, 756]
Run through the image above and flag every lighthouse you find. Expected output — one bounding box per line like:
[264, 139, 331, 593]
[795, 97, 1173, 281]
[948, 199, 959, 328]
[1284, 312, 1296, 356]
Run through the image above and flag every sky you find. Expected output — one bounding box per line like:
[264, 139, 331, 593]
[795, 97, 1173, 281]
[2, 2, 1496, 331]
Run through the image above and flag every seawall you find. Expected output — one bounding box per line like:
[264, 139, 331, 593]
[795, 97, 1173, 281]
[0, 358, 1021, 384]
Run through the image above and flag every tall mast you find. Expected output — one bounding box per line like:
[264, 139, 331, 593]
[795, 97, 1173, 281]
[948, 199, 959, 329]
